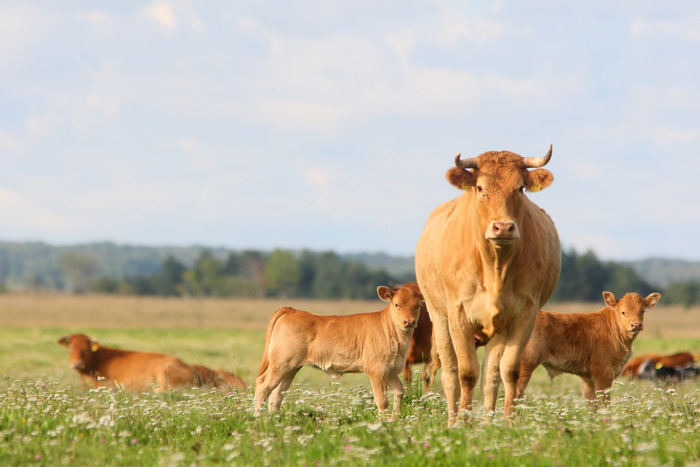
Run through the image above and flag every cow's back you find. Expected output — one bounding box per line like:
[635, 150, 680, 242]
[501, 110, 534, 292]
[270, 309, 373, 375]
[97, 350, 196, 391]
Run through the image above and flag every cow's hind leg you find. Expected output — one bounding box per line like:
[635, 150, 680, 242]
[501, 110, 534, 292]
[481, 340, 504, 412]
[422, 340, 440, 393]
[496, 305, 538, 415]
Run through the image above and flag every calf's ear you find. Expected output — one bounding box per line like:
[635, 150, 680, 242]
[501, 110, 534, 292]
[643, 293, 661, 308]
[377, 286, 393, 302]
[602, 291, 617, 308]
[58, 336, 70, 347]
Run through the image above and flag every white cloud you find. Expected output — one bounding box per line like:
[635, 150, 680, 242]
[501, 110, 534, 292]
[0, 131, 24, 156]
[140, 1, 178, 30]
[630, 17, 700, 41]
[0, 4, 58, 71]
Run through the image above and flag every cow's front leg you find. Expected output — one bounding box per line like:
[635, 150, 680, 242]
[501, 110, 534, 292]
[431, 311, 460, 425]
[499, 306, 537, 415]
[387, 373, 404, 421]
[368, 373, 389, 419]
[448, 310, 479, 415]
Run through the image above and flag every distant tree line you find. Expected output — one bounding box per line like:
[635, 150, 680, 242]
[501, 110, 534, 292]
[90, 249, 411, 300]
[86, 248, 696, 305]
[1, 243, 699, 305]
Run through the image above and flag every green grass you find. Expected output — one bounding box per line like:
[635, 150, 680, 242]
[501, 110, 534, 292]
[2, 375, 700, 466]
[2, 327, 700, 465]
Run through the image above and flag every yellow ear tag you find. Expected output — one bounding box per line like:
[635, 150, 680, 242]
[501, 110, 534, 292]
[91, 343, 99, 352]
[460, 183, 472, 191]
[655, 361, 663, 370]
[529, 184, 541, 192]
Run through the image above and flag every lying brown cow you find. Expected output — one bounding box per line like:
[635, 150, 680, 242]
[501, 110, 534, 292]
[516, 291, 661, 403]
[622, 352, 699, 378]
[255, 285, 424, 420]
[59, 334, 246, 392]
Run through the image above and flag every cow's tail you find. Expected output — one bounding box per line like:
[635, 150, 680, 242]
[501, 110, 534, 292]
[258, 307, 295, 377]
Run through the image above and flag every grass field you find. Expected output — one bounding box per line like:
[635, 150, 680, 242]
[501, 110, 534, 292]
[1, 294, 700, 465]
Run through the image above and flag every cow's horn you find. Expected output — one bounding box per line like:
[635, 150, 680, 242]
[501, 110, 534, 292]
[522, 144, 553, 168]
[454, 152, 478, 169]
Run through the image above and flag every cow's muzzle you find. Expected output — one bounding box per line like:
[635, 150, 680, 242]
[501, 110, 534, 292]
[486, 220, 520, 244]
[629, 322, 643, 333]
[402, 318, 417, 329]
[70, 361, 86, 370]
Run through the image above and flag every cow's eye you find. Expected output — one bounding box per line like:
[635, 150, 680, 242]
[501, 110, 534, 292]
[518, 186, 525, 193]
[476, 186, 484, 193]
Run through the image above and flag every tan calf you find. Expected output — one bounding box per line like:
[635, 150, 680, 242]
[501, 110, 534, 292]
[515, 291, 661, 403]
[255, 285, 424, 420]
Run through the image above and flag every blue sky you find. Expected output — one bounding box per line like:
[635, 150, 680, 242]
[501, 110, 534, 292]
[1, 1, 699, 261]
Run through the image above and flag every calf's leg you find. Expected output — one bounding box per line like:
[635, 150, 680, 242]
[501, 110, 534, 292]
[268, 368, 300, 411]
[388, 374, 404, 421]
[368, 373, 390, 419]
[255, 366, 288, 411]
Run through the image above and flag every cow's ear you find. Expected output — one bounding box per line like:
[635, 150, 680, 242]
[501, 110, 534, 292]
[644, 293, 661, 308]
[526, 169, 553, 192]
[58, 336, 70, 347]
[377, 286, 393, 302]
[602, 291, 617, 308]
[446, 168, 475, 191]
[90, 340, 100, 352]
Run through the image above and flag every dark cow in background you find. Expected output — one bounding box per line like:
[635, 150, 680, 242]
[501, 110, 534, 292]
[400, 282, 434, 385]
[59, 334, 247, 392]
[515, 291, 661, 404]
[623, 351, 699, 381]
[415, 145, 560, 425]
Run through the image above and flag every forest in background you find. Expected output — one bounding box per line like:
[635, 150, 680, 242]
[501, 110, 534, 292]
[0, 241, 699, 305]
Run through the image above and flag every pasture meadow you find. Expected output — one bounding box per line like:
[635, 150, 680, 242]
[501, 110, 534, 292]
[1, 294, 700, 466]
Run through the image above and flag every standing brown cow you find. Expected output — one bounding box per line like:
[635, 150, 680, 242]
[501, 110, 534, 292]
[255, 285, 424, 420]
[415, 146, 560, 425]
[516, 291, 661, 403]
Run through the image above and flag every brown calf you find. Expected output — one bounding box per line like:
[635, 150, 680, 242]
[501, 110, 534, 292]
[58, 334, 247, 392]
[516, 291, 661, 403]
[400, 282, 434, 384]
[622, 352, 699, 378]
[255, 285, 424, 420]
